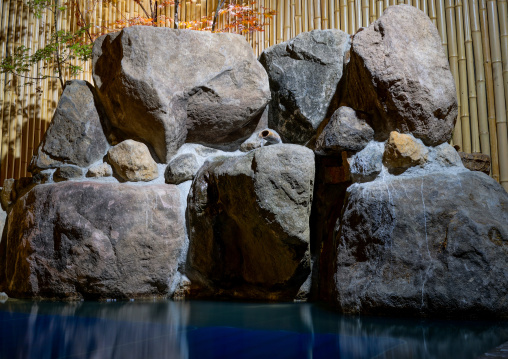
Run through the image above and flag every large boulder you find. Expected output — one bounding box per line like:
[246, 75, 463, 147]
[0, 182, 186, 299]
[93, 27, 270, 162]
[259, 30, 351, 144]
[344, 5, 458, 146]
[186, 144, 315, 300]
[332, 170, 508, 318]
[28, 80, 109, 172]
[107, 140, 159, 182]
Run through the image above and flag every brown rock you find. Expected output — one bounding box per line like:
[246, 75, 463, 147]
[383, 131, 428, 174]
[108, 140, 159, 182]
[53, 166, 83, 182]
[458, 152, 491, 175]
[1, 182, 186, 300]
[344, 5, 458, 146]
[86, 162, 113, 178]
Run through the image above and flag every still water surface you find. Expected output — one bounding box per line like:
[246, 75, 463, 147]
[0, 300, 506, 359]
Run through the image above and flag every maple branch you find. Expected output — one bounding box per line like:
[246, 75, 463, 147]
[212, 0, 226, 32]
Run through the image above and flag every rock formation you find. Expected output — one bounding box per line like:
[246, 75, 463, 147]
[260, 29, 350, 144]
[0, 7, 506, 318]
[186, 144, 315, 300]
[344, 5, 458, 146]
[93, 27, 270, 161]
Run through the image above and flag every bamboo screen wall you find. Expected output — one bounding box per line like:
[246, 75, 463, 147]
[1, 0, 508, 190]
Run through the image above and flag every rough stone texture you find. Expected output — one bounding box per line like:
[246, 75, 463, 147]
[107, 140, 159, 182]
[53, 166, 83, 182]
[332, 170, 508, 318]
[259, 29, 351, 144]
[240, 128, 282, 152]
[383, 131, 428, 174]
[430, 143, 464, 168]
[459, 151, 491, 175]
[86, 162, 113, 178]
[28, 80, 109, 172]
[315, 107, 374, 155]
[186, 144, 315, 300]
[348, 141, 385, 183]
[344, 5, 458, 146]
[0, 178, 37, 212]
[93, 27, 270, 161]
[0, 182, 185, 299]
[164, 153, 200, 185]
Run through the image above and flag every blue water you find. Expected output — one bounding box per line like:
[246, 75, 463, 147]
[0, 300, 506, 359]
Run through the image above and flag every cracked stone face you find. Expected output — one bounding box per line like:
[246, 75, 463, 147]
[93, 27, 270, 162]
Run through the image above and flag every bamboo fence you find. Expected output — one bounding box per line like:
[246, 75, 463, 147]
[1, 0, 508, 190]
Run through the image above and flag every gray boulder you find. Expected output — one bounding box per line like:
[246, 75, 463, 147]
[186, 144, 315, 300]
[86, 162, 113, 178]
[93, 27, 270, 162]
[348, 141, 385, 183]
[332, 170, 508, 318]
[344, 5, 458, 146]
[165, 153, 200, 185]
[259, 30, 350, 144]
[29, 80, 109, 172]
[0, 182, 186, 300]
[315, 107, 374, 155]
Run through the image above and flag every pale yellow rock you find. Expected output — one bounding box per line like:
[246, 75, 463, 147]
[383, 131, 429, 173]
[107, 140, 159, 182]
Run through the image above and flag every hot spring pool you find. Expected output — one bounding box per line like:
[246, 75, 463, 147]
[0, 300, 506, 359]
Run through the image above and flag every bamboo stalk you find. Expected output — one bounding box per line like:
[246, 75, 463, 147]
[436, 0, 448, 57]
[348, 0, 355, 33]
[377, 0, 383, 19]
[446, 0, 463, 149]
[355, 0, 362, 29]
[420, 0, 428, 15]
[456, 0, 471, 153]
[277, 0, 284, 42]
[319, 0, 326, 29]
[362, 0, 369, 27]
[479, 0, 499, 181]
[427, 0, 437, 27]
[370, 0, 376, 22]
[314, 0, 321, 29]
[334, 0, 341, 29]
[284, 0, 291, 40]
[487, 0, 508, 190]
[295, 0, 302, 34]
[499, 0, 508, 143]
[463, 0, 480, 152]
[340, 0, 348, 32]
[469, 0, 490, 156]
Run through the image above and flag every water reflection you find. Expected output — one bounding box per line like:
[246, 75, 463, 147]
[0, 300, 506, 359]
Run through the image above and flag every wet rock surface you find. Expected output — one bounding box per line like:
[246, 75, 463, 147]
[93, 27, 270, 161]
[186, 144, 315, 300]
[332, 170, 508, 318]
[315, 106, 374, 155]
[344, 5, 458, 146]
[0, 182, 186, 300]
[260, 29, 350, 144]
[29, 80, 109, 172]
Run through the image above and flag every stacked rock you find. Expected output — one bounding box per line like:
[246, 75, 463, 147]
[0, 5, 506, 319]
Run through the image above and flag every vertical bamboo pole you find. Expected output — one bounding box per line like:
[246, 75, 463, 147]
[0, 0, 12, 183]
[456, 0, 471, 153]
[469, 0, 490, 155]
[312, 0, 320, 29]
[420, 0, 428, 15]
[370, 0, 377, 22]
[320, 0, 328, 29]
[463, 0, 480, 152]
[427, 0, 437, 27]
[348, 0, 355, 33]
[335, 0, 341, 29]
[295, 0, 303, 35]
[436, 0, 448, 57]
[479, 0, 499, 180]
[498, 0, 508, 148]
[20, 2, 30, 178]
[284, 0, 292, 40]
[329, 0, 336, 29]
[308, 0, 314, 30]
[487, 0, 508, 190]
[270, 0, 277, 45]
[355, 0, 362, 29]
[446, 0, 463, 149]
[362, 0, 369, 27]
[340, 0, 348, 32]
[277, 0, 284, 42]
[376, 0, 383, 20]
[9, 0, 22, 180]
